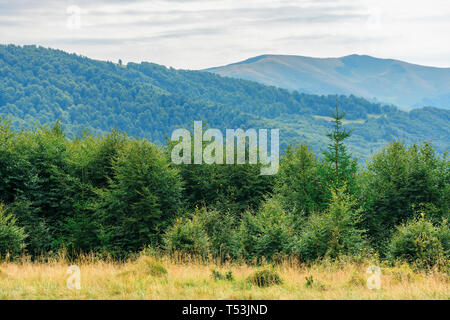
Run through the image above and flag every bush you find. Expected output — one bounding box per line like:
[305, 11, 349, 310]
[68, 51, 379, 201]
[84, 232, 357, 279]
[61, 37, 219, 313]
[163, 215, 211, 257]
[211, 269, 234, 281]
[304, 275, 326, 290]
[388, 218, 449, 270]
[239, 198, 297, 261]
[0, 203, 27, 258]
[163, 207, 241, 260]
[297, 189, 366, 262]
[247, 268, 282, 287]
[385, 263, 416, 284]
[196, 207, 240, 260]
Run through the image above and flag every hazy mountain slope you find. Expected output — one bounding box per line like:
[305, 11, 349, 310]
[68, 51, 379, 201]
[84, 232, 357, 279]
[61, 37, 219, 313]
[205, 54, 450, 110]
[0, 44, 448, 160]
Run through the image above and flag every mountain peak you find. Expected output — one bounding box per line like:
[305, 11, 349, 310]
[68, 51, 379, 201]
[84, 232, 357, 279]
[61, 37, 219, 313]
[206, 54, 450, 110]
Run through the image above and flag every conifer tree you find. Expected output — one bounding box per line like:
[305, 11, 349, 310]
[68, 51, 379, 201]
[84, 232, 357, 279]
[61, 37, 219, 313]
[323, 98, 357, 192]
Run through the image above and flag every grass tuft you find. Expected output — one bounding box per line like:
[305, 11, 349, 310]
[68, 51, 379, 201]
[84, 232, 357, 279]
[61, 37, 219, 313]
[247, 268, 282, 288]
[135, 256, 168, 277]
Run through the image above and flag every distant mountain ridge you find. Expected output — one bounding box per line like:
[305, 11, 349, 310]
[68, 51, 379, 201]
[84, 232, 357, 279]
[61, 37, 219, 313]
[205, 54, 450, 110]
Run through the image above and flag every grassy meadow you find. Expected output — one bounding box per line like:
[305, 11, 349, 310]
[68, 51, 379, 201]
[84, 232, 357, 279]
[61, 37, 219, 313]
[0, 255, 448, 300]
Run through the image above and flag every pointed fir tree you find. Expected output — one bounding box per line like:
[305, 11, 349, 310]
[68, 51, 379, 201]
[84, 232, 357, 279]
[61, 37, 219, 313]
[323, 98, 358, 193]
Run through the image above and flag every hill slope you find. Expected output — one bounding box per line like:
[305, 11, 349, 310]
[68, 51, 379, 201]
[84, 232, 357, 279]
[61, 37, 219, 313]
[0, 44, 449, 160]
[206, 54, 450, 110]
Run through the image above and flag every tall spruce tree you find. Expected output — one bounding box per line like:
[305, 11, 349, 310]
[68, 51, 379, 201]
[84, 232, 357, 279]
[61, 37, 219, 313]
[323, 98, 358, 193]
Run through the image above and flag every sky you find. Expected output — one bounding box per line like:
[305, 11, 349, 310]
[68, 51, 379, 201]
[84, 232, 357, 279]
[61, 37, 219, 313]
[1, 0, 450, 70]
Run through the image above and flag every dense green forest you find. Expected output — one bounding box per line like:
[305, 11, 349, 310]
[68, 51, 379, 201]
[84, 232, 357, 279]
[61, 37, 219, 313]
[0, 44, 449, 160]
[0, 115, 448, 269]
[0, 44, 448, 269]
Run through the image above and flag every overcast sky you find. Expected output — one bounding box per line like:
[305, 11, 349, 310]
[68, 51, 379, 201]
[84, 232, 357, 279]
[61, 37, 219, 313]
[1, 0, 450, 69]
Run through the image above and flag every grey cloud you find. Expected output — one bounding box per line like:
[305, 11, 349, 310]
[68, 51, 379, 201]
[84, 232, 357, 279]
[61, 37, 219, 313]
[43, 26, 223, 46]
[0, 20, 24, 26]
[277, 33, 398, 44]
[249, 13, 368, 25]
[84, 4, 364, 29]
[2, 0, 450, 69]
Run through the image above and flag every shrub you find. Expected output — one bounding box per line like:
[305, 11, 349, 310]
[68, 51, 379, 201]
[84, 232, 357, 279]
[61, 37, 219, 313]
[225, 271, 234, 281]
[196, 207, 240, 260]
[247, 268, 282, 288]
[297, 189, 366, 262]
[347, 272, 366, 287]
[239, 198, 297, 261]
[305, 275, 314, 288]
[163, 215, 211, 257]
[0, 203, 27, 258]
[163, 207, 241, 260]
[385, 263, 416, 284]
[210, 269, 234, 281]
[388, 218, 449, 270]
[304, 275, 326, 290]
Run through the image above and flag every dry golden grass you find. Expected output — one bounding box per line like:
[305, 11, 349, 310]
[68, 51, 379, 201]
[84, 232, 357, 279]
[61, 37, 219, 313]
[0, 255, 448, 300]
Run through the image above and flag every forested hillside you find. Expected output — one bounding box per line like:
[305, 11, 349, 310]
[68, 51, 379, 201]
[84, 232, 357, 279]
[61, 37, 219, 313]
[0, 44, 449, 160]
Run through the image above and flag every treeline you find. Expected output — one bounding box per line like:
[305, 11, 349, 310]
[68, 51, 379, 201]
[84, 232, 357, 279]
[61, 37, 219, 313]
[0, 116, 448, 270]
[1, 44, 449, 160]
